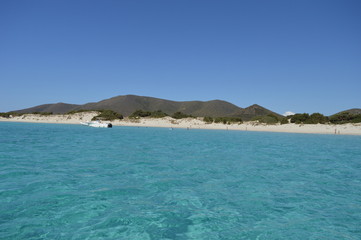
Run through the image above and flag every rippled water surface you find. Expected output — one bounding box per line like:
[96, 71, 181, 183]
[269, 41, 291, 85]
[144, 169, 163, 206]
[1, 122, 361, 239]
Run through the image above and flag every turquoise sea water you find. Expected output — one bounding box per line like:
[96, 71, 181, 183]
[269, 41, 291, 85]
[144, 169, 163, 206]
[1, 122, 361, 240]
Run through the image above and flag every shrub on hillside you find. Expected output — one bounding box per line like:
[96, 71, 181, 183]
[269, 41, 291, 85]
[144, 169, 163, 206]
[0, 112, 24, 118]
[92, 110, 123, 121]
[130, 110, 168, 118]
[351, 114, 361, 123]
[252, 114, 280, 124]
[289, 113, 310, 124]
[280, 118, 289, 124]
[305, 113, 329, 124]
[129, 110, 151, 118]
[203, 116, 214, 123]
[214, 117, 242, 124]
[172, 112, 192, 119]
[1, 112, 13, 118]
[67, 109, 94, 114]
[289, 113, 329, 124]
[32, 112, 53, 116]
[150, 110, 168, 118]
[226, 117, 243, 124]
[329, 112, 361, 124]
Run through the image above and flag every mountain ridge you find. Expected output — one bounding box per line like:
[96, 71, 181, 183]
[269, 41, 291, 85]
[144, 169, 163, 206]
[334, 108, 361, 115]
[14, 95, 281, 120]
[16, 103, 80, 114]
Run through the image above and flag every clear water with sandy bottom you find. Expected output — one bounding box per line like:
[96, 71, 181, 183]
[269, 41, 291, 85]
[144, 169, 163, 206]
[1, 122, 361, 239]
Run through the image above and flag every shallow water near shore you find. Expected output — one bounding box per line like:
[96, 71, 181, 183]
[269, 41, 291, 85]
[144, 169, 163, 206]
[1, 122, 361, 239]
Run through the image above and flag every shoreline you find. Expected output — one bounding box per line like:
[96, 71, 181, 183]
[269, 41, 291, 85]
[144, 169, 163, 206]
[1, 113, 361, 136]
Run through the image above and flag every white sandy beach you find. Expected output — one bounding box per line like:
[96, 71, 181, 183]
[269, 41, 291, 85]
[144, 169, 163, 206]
[1, 112, 360, 135]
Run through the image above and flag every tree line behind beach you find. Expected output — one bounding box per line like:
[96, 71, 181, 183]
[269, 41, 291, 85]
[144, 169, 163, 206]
[1, 109, 361, 125]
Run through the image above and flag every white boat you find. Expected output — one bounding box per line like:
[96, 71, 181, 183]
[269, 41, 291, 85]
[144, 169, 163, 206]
[80, 121, 112, 128]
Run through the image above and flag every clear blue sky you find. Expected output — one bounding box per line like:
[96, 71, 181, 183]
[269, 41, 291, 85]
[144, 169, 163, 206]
[1, 0, 360, 115]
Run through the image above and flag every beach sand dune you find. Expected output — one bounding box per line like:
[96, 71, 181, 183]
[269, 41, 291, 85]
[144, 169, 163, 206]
[1, 113, 360, 135]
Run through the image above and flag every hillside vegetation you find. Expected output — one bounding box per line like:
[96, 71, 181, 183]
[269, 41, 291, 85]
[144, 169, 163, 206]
[5, 96, 360, 124]
[12, 95, 280, 120]
[287, 112, 361, 124]
[91, 110, 123, 121]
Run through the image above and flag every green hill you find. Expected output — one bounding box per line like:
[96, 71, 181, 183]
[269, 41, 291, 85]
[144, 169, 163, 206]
[333, 108, 361, 116]
[14, 95, 280, 120]
[16, 103, 80, 114]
